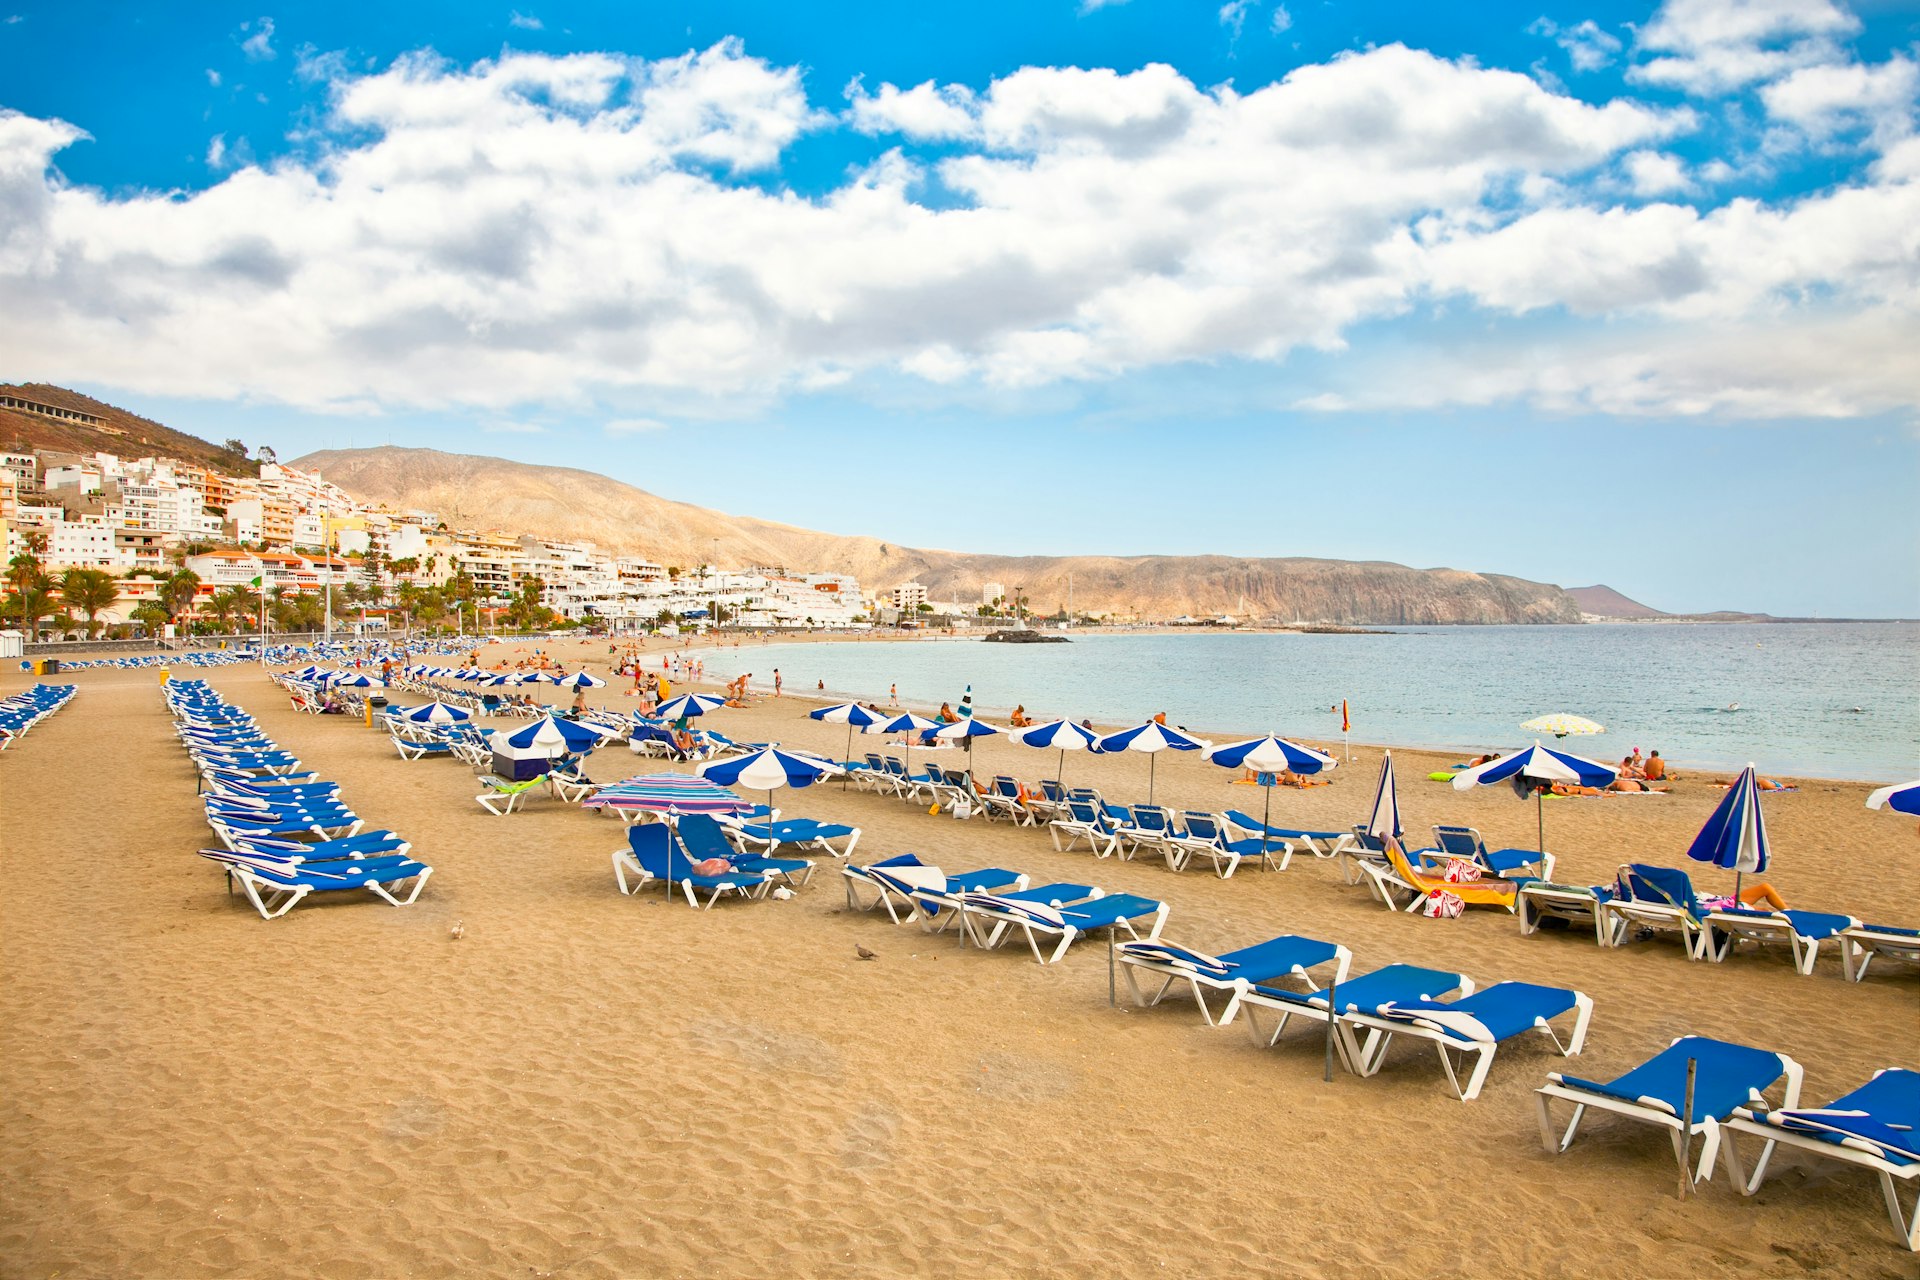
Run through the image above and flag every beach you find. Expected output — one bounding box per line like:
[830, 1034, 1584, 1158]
[2, 637, 1916, 1279]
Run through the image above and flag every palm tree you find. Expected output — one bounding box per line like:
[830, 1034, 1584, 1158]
[7, 551, 50, 633]
[59, 567, 121, 638]
[130, 600, 170, 636]
[159, 568, 201, 621]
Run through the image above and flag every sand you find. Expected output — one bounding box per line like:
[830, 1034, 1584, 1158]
[1, 636, 1915, 1279]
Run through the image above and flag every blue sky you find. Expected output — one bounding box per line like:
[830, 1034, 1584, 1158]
[3, 1, 1917, 616]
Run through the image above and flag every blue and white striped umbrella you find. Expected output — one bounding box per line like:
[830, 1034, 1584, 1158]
[658, 693, 729, 720]
[1096, 721, 1209, 803]
[554, 672, 606, 690]
[932, 717, 1001, 742]
[811, 701, 891, 783]
[1451, 740, 1616, 851]
[330, 672, 383, 688]
[396, 701, 471, 724]
[697, 746, 842, 793]
[1206, 735, 1337, 775]
[1365, 750, 1404, 840]
[1687, 764, 1771, 892]
[1866, 780, 1920, 816]
[865, 710, 941, 778]
[494, 714, 616, 757]
[582, 773, 747, 816]
[1008, 718, 1099, 787]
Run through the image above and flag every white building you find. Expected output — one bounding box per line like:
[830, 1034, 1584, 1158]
[47, 518, 130, 570]
[890, 581, 928, 611]
[981, 581, 1005, 606]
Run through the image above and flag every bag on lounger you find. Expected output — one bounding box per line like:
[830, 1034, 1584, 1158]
[1422, 891, 1465, 918]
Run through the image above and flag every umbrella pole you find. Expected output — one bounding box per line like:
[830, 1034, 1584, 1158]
[844, 724, 853, 790]
[1537, 790, 1546, 854]
[1148, 753, 1156, 806]
[1262, 784, 1273, 871]
[1058, 747, 1066, 790]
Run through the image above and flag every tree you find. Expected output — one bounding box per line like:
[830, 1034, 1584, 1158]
[130, 600, 170, 635]
[209, 585, 258, 634]
[7, 550, 51, 631]
[3, 584, 56, 638]
[159, 568, 201, 620]
[915, 602, 935, 614]
[59, 567, 121, 637]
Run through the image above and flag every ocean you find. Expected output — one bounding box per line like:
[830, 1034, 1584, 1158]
[697, 622, 1919, 782]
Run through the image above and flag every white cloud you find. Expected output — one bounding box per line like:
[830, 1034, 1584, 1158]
[1270, 5, 1292, 35]
[206, 68, 222, 87]
[1220, 0, 1256, 41]
[846, 78, 979, 140]
[1762, 55, 1918, 148]
[1078, 0, 1128, 11]
[1623, 149, 1694, 195]
[1530, 18, 1623, 73]
[0, 41, 1910, 421]
[205, 134, 227, 169]
[482, 419, 545, 433]
[295, 45, 350, 85]
[604, 417, 669, 434]
[1630, 0, 1857, 94]
[239, 16, 276, 62]
[509, 11, 543, 30]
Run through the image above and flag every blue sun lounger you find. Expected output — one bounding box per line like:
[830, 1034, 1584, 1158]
[841, 855, 1027, 926]
[1721, 1067, 1920, 1251]
[1234, 963, 1472, 1053]
[199, 849, 433, 920]
[1536, 1035, 1804, 1185]
[722, 816, 862, 860]
[611, 822, 771, 907]
[1430, 824, 1554, 881]
[958, 883, 1168, 963]
[1704, 906, 1859, 975]
[677, 813, 813, 888]
[1840, 923, 1920, 982]
[1224, 811, 1347, 858]
[1118, 934, 1352, 1025]
[1335, 981, 1593, 1101]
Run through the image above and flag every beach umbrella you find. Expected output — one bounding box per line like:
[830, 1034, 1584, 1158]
[933, 716, 1003, 792]
[1686, 764, 1771, 901]
[697, 747, 842, 812]
[583, 773, 748, 817]
[809, 701, 891, 787]
[1094, 721, 1209, 804]
[1365, 750, 1404, 840]
[397, 701, 470, 725]
[1865, 780, 1920, 816]
[1451, 740, 1616, 852]
[1521, 713, 1607, 740]
[492, 713, 615, 759]
[1008, 718, 1099, 787]
[658, 693, 728, 720]
[330, 672, 383, 688]
[518, 670, 566, 685]
[1206, 735, 1337, 866]
[554, 672, 607, 690]
[869, 711, 941, 782]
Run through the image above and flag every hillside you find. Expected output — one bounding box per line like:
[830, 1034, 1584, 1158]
[1566, 584, 1668, 619]
[0, 383, 256, 476]
[295, 445, 1581, 625]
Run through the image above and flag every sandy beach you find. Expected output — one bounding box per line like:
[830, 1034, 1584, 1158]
[2, 637, 1915, 1279]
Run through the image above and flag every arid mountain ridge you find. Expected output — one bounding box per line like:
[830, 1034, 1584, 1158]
[295, 445, 1583, 625]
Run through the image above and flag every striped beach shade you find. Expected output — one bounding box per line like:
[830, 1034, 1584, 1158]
[1206, 734, 1337, 860]
[658, 693, 729, 720]
[1008, 718, 1099, 787]
[868, 711, 942, 780]
[330, 672, 383, 688]
[1866, 780, 1920, 816]
[1365, 750, 1404, 840]
[397, 701, 471, 725]
[1687, 764, 1771, 897]
[810, 701, 891, 784]
[697, 746, 842, 798]
[1095, 721, 1210, 804]
[493, 713, 615, 758]
[582, 773, 748, 816]
[1451, 740, 1616, 852]
[555, 672, 607, 690]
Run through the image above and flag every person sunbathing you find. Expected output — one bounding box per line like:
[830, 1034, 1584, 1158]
[1703, 882, 1790, 912]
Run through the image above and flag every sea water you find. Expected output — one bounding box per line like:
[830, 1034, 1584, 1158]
[698, 622, 1919, 781]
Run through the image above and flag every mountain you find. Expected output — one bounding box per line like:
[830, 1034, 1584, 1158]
[1566, 584, 1668, 619]
[0, 383, 256, 476]
[294, 445, 1582, 625]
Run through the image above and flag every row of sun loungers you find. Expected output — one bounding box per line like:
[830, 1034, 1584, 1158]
[1514, 862, 1920, 981]
[0, 682, 75, 750]
[166, 679, 432, 920]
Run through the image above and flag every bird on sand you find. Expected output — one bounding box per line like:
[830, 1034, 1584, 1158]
[855, 944, 878, 961]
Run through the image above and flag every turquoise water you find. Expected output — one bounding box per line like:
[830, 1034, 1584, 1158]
[703, 623, 1919, 782]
